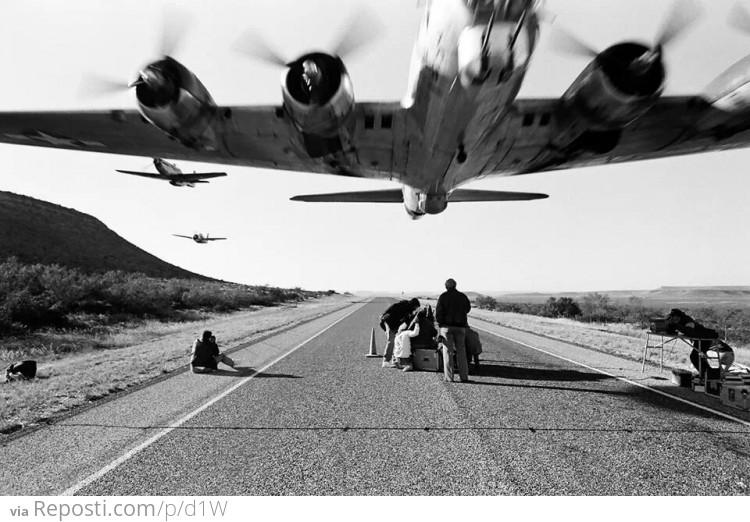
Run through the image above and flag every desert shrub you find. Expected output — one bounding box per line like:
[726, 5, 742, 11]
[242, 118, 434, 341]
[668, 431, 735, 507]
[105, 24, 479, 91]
[493, 301, 546, 315]
[475, 295, 498, 310]
[0, 258, 329, 332]
[617, 297, 653, 327]
[580, 293, 616, 322]
[490, 294, 750, 349]
[542, 297, 581, 319]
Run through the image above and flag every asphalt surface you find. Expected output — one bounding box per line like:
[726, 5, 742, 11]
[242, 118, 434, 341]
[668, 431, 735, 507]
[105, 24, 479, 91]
[2, 297, 749, 495]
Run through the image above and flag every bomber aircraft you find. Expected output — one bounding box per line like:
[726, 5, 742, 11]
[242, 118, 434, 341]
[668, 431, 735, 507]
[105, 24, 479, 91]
[116, 158, 227, 187]
[1, 0, 750, 218]
[173, 233, 227, 244]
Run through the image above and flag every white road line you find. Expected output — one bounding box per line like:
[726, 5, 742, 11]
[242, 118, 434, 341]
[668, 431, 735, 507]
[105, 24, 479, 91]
[472, 323, 750, 429]
[61, 301, 369, 496]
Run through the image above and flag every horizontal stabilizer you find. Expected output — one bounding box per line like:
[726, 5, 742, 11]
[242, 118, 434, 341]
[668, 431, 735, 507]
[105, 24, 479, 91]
[447, 189, 549, 202]
[290, 190, 403, 203]
[291, 189, 548, 203]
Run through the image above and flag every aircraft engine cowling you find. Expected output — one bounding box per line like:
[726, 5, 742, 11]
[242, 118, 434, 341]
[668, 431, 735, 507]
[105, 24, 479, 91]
[133, 57, 219, 151]
[281, 52, 355, 137]
[703, 55, 750, 112]
[561, 43, 665, 130]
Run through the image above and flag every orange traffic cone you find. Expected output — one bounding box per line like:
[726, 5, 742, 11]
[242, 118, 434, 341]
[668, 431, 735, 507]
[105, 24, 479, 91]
[366, 328, 379, 357]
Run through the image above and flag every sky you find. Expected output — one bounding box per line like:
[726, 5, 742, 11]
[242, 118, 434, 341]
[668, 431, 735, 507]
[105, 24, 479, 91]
[0, 0, 749, 294]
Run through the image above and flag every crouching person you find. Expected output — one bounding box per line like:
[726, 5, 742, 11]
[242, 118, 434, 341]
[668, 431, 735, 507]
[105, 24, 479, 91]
[191, 330, 235, 374]
[5, 360, 37, 382]
[379, 298, 420, 368]
[394, 318, 420, 372]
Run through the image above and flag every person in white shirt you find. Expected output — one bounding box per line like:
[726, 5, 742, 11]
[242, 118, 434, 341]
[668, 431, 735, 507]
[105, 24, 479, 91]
[393, 318, 420, 372]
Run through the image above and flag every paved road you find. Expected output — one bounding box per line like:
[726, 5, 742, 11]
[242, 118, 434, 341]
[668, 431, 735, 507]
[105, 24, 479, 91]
[2, 298, 749, 495]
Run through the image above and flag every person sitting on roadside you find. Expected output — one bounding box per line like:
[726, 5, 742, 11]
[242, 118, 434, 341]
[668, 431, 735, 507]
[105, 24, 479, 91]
[190, 330, 235, 374]
[393, 317, 420, 372]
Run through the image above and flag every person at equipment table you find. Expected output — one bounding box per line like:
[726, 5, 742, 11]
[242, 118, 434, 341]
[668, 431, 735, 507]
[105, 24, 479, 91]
[665, 308, 725, 379]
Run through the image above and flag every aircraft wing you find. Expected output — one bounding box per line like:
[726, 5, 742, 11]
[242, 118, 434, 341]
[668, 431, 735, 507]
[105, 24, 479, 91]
[172, 234, 193, 239]
[3, 98, 749, 184]
[206, 237, 227, 241]
[115, 170, 167, 180]
[505, 96, 750, 177]
[115, 169, 223, 181]
[0, 103, 405, 180]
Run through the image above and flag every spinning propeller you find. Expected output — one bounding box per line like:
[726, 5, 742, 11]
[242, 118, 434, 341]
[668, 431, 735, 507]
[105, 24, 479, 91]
[701, 2, 750, 103]
[232, 4, 384, 68]
[78, 7, 192, 99]
[548, 0, 703, 67]
[728, 1, 750, 36]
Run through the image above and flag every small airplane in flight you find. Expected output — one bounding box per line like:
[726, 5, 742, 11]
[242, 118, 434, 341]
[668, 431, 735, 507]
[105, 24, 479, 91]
[116, 158, 226, 187]
[173, 233, 227, 244]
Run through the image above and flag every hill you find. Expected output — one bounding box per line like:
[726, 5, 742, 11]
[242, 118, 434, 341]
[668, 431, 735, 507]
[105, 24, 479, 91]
[0, 191, 206, 279]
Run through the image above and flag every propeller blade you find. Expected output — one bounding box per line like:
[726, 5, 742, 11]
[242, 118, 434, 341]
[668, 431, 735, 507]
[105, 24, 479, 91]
[547, 24, 599, 59]
[77, 74, 130, 99]
[329, 5, 385, 60]
[654, 0, 703, 49]
[158, 5, 192, 57]
[728, 2, 750, 35]
[232, 30, 288, 67]
[535, 7, 557, 26]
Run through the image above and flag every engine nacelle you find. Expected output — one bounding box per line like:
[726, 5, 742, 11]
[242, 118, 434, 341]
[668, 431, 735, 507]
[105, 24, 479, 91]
[281, 53, 355, 137]
[560, 43, 665, 130]
[133, 57, 219, 151]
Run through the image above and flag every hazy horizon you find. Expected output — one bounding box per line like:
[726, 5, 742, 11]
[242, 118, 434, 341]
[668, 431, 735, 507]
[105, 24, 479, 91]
[350, 285, 750, 296]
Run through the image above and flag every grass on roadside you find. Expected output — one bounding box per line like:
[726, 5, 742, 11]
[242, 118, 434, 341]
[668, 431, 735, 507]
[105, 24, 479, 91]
[0, 296, 354, 436]
[468, 308, 750, 370]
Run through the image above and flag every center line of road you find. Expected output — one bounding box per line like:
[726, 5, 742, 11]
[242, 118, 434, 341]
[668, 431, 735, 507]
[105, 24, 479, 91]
[61, 301, 369, 496]
[473, 324, 750, 430]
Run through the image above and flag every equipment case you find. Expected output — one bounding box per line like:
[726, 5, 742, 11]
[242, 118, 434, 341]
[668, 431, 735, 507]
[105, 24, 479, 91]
[412, 348, 442, 372]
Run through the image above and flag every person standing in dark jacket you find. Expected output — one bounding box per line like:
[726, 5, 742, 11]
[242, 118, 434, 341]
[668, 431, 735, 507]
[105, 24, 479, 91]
[436, 279, 471, 382]
[379, 298, 420, 368]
